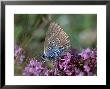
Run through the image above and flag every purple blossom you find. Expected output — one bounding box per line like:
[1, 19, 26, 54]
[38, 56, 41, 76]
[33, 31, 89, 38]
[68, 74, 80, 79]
[14, 45, 22, 57]
[22, 58, 44, 76]
[20, 47, 97, 76]
[74, 67, 80, 74]
[78, 48, 95, 60]
[44, 69, 57, 76]
[78, 71, 84, 76]
[84, 64, 90, 73]
[14, 45, 25, 64]
[87, 72, 93, 76]
[65, 69, 73, 75]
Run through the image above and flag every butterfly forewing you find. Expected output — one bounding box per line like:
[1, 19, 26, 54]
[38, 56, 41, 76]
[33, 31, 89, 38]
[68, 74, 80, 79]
[44, 22, 62, 50]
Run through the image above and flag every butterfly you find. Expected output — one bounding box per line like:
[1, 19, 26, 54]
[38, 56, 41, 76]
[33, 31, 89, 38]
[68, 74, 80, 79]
[42, 22, 71, 61]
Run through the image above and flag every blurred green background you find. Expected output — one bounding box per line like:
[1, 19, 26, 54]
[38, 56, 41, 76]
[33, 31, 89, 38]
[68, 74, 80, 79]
[14, 14, 97, 59]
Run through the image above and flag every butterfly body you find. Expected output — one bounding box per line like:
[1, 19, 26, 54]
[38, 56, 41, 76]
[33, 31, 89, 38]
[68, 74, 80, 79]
[42, 22, 71, 61]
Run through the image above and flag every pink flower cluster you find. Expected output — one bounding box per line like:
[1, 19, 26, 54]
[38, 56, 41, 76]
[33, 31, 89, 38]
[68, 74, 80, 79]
[14, 45, 25, 65]
[21, 48, 97, 76]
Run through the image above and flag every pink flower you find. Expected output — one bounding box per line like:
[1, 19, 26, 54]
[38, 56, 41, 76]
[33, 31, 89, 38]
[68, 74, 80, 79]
[84, 64, 90, 73]
[79, 48, 92, 60]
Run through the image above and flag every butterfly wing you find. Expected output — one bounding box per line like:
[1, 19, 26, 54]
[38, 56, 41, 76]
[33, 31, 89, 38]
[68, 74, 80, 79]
[44, 22, 62, 50]
[44, 22, 71, 56]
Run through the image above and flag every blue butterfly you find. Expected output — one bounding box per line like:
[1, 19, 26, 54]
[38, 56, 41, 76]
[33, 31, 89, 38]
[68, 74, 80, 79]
[42, 22, 71, 61]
